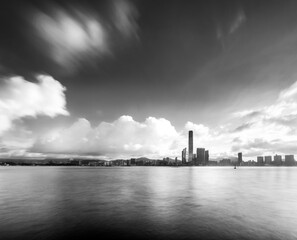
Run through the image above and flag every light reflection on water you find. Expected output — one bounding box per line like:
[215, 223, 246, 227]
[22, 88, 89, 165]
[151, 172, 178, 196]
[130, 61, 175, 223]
[0, 166, 296, 240]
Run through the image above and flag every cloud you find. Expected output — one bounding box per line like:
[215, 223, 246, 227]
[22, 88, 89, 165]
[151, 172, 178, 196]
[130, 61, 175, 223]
[32, 116, 180, 159]
[229, 9, 246, 34]
[30, 0, 139, 72]
[228, 80, 297, 157]
[7, 80, 297, 160]
[32, 5, 108, 71]
[232, 122, 253, 132]
[111, 0, 139, 38]
[0, 74, 68, 134]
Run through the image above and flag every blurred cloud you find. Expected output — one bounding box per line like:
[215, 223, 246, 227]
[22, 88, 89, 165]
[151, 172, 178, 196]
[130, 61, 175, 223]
[112, 0, 139, 38]
[0, 74, 68, 134]
[229, 9, 246, 34]
[32, 6, 108, 71]
[29, 0, 139, 72]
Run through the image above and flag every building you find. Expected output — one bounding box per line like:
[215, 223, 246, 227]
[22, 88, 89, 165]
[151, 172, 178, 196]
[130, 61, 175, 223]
[205, 150, 209, 165]
[238, 152, 242, 166]
[264, 156, 272, 165]
[188, 131, 193, 163]
[220, 159, 231, 166]
[130, 158, 136, 166]
[257, 156, 264, 166]
[284, 155, 295, 166]
[182, 148, 187, 165]
[274, 155, 282, 166]
[196, 148, 205, 165]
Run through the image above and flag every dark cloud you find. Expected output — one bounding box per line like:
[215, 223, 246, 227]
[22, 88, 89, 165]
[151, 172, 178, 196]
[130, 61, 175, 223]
[0, 0, 140, 76]
[232, 122, 253, 132]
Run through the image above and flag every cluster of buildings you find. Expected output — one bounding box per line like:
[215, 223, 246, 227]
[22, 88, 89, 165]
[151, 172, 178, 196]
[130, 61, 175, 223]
[1, 130, 296, 167]
[180, 131, 296, 167]
[181, 131, 210, 166]
[256, 155, 295, 166]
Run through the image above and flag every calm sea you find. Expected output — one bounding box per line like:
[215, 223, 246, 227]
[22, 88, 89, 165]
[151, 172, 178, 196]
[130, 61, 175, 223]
[0, 166, 296, 240]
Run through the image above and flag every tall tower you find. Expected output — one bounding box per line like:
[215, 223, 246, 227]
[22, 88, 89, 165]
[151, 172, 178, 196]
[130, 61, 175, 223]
[188, 131, 193, 163]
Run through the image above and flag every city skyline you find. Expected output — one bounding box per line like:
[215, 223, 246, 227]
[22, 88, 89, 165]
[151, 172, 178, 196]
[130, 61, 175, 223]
[1, 0, 297, 160]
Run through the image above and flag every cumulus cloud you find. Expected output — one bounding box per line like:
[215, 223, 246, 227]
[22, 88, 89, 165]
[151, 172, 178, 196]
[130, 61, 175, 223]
[9, 80, 297, 160]
[32, 116, 179, 159]
[0, 74, 68, 134]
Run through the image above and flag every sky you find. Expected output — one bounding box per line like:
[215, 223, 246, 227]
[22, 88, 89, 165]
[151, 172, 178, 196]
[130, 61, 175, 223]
[1, 0, 297, 160]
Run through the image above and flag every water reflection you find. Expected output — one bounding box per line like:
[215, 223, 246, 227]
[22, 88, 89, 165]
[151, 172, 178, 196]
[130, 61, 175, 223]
[0, 166, 297, 240]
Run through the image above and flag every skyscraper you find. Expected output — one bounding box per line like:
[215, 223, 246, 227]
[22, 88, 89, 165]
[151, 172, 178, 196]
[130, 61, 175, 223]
[264, 156, 272, 165]
[274, 154, 282, 166]
[196, 148, 205, 165]
[257, 156, 264, 166]
[284, 155, 295, 166]
[188, 131, 193, 163]
[205, 150, 209, 165]
[238, 152, 242, 166]
[182, 148, 187, 165]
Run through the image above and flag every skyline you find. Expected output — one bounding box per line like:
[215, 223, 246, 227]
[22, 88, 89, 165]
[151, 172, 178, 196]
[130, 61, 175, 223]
[1, 0, 297, 160]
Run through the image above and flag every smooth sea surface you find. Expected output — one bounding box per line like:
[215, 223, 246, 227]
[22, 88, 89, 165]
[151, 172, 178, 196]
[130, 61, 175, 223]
[0, 166, 297, 240]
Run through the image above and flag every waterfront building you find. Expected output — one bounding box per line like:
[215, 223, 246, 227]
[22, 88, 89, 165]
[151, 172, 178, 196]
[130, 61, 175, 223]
[188, 131, 193, 163]
[130, 158, 136, 166]
[196, 148, 205, 165]
[205, 150, 209, 165]
[264, 156, 272, 165]
[238, 152, 242, 166]
[284, 155, 295, 166]
[273, 155, 282, 166]
[257, 156, 264, 166]
[220, 159, 231, 166]
[182, 148, 187, 165]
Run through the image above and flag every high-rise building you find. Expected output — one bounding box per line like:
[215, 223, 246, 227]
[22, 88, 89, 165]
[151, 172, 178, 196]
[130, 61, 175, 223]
[284, 155, 295, 166]
[238, 152, 242, 165]
[274, 155, 282, 166]
[182, 148, 187, 165]
[188, 131, 193, 163]
[205, 150, 209, 165]
[264, 156, 272, 165]
[196, 148, 205, 165]
[257, 156, 264, 166]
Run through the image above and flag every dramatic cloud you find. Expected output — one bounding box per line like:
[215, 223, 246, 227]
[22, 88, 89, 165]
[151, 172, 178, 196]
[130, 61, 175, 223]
[30, 0, 139, 71]
[6, 80, 297, 160]
[32, 6, 108, 70]
[230, 80, 297, 157]
[0, 75, 68, 134]
[32, 116, 179, 159]
[31, 116, 229, 160]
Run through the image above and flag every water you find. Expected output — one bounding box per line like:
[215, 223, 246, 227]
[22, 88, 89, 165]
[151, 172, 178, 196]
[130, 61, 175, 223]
[0, 166, 296, 240]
